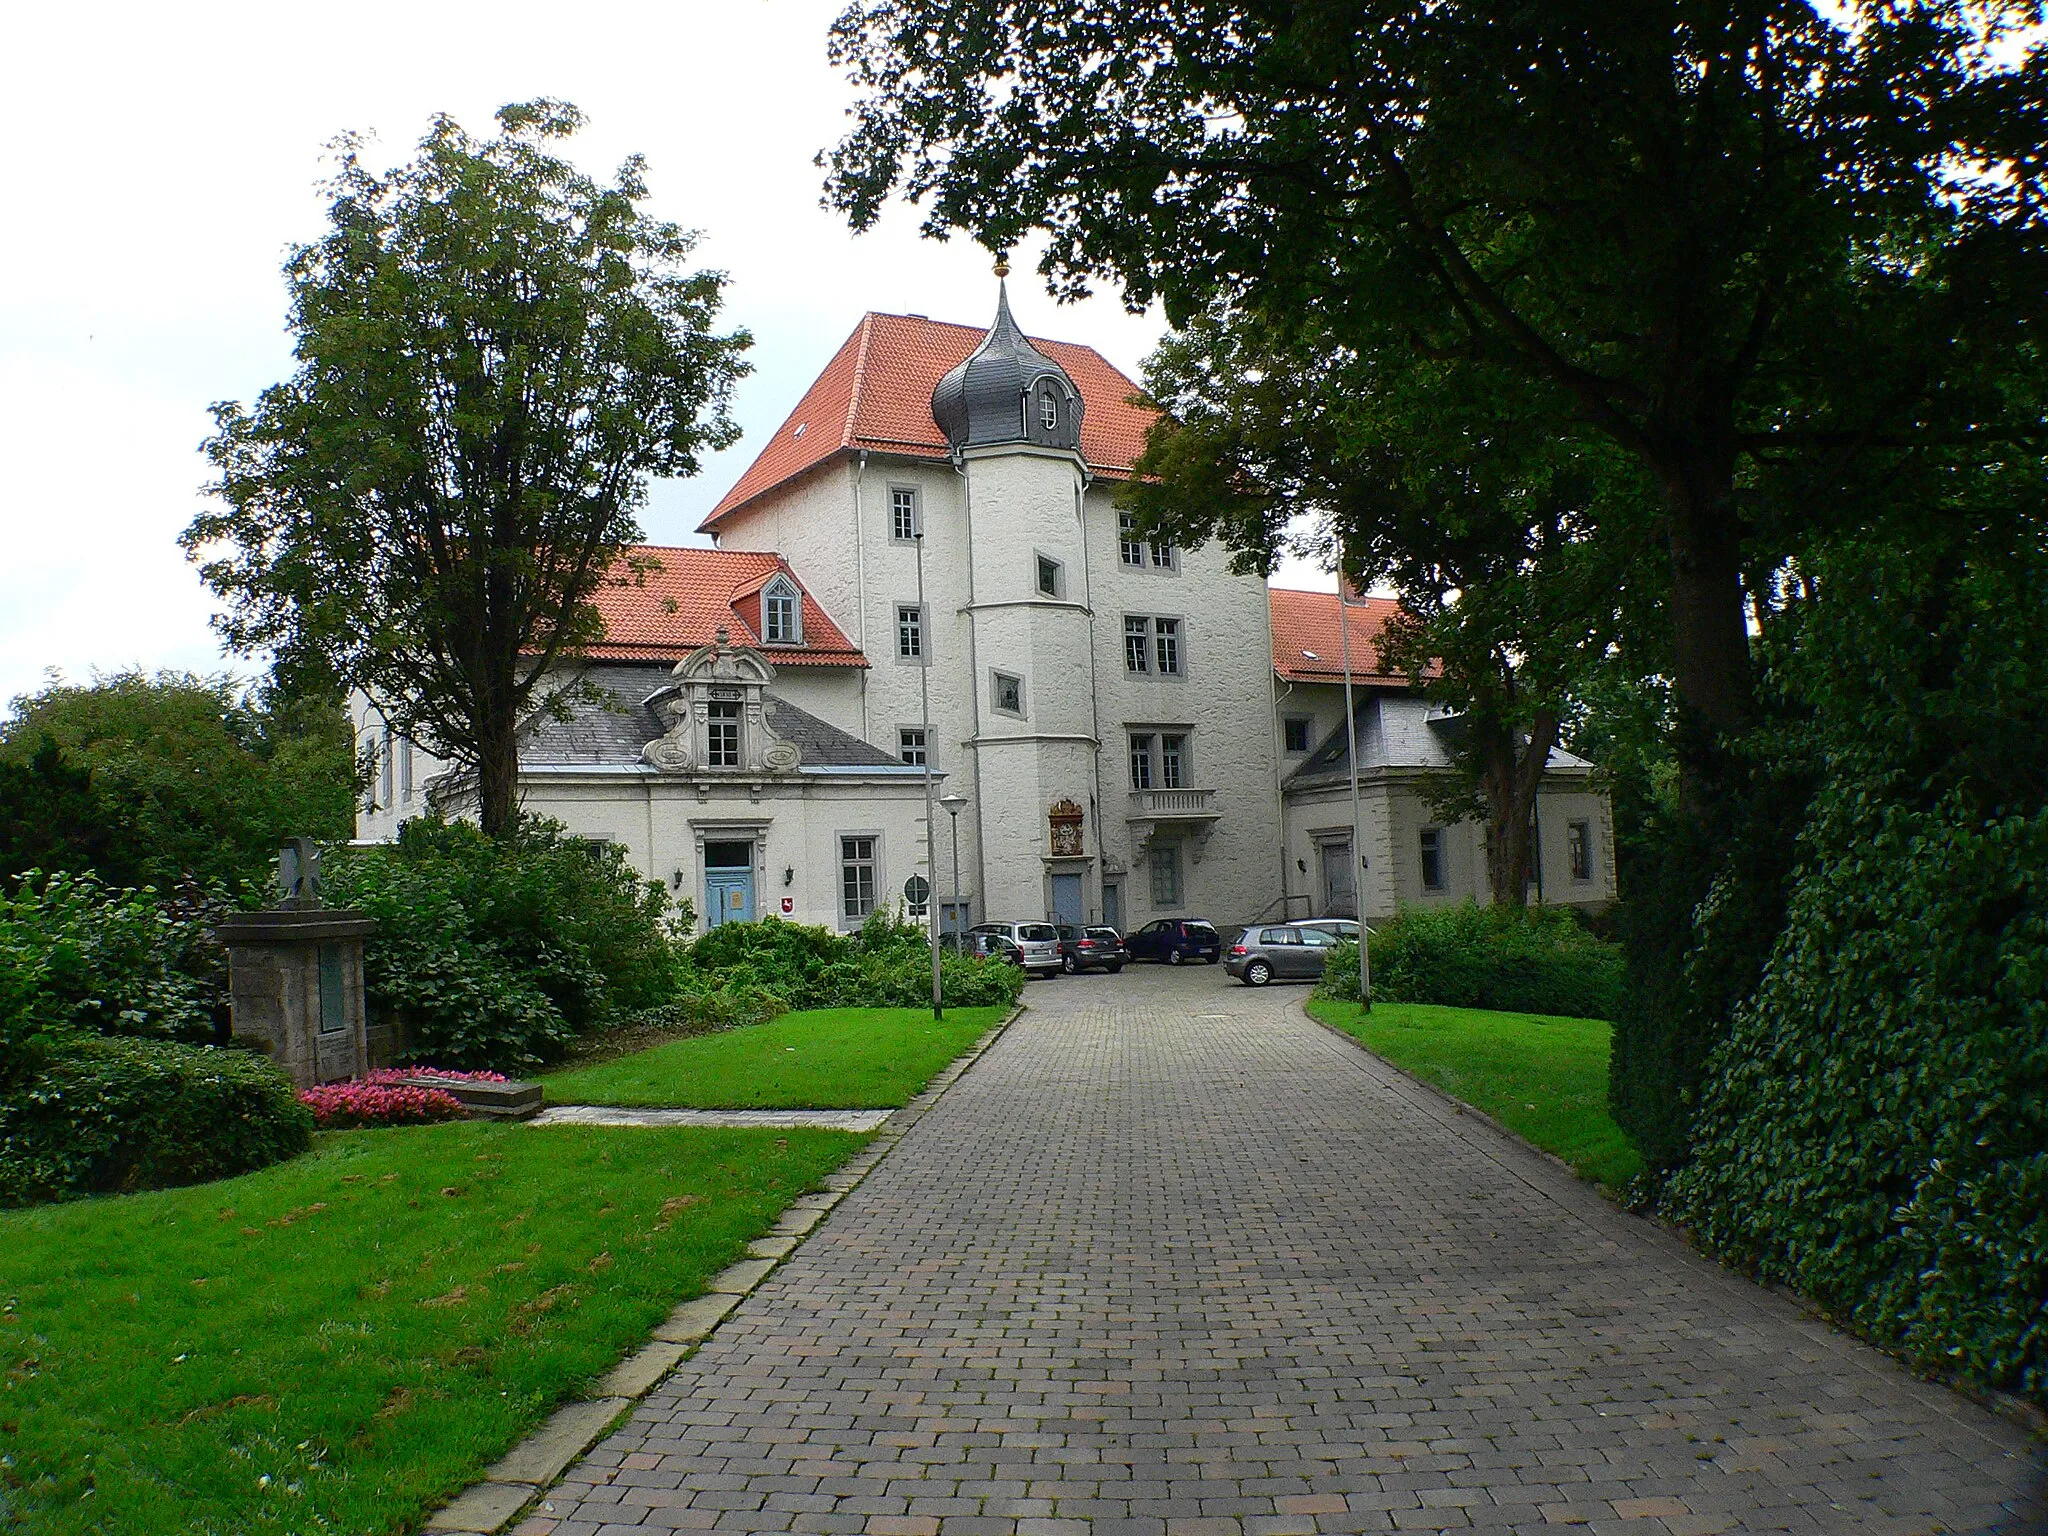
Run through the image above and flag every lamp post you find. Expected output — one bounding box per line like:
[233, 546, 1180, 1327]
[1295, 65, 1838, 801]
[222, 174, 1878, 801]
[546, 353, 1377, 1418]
[940, 791, 967, 939]
[1336, 569, 1372, 1013]
[915, 527, 941, 1020]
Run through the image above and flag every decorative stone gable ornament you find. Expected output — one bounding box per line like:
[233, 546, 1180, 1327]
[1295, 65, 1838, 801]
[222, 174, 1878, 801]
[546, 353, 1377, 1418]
[1048, 798, 1086, 857]
[642, 628, 802, 774]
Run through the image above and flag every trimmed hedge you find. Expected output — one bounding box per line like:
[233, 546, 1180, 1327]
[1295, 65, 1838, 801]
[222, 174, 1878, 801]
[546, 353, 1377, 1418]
[1316, 901, 1624, 1020]
[682, 912, 1024, 1012]
[0, 1035, 312, 1207]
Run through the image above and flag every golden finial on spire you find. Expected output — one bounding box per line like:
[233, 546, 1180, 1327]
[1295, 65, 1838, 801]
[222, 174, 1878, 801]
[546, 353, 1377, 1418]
[993, 253, 1011, 279]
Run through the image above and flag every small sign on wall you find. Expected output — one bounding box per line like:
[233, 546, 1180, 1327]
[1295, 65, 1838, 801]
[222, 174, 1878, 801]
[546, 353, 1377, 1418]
[781, 897, 794, 914]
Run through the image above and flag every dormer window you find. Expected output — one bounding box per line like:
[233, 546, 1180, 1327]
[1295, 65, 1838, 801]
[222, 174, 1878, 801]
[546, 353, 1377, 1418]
[1039, 388, 1059, 432]
[762, 578, 802, 645]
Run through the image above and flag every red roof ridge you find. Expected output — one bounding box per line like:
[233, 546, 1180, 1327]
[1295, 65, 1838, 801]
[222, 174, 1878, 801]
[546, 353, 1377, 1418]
[841, 312, 874, 450]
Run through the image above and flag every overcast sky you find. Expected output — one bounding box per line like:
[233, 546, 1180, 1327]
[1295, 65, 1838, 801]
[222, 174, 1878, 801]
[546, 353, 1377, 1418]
[0, 0, 1332, 711]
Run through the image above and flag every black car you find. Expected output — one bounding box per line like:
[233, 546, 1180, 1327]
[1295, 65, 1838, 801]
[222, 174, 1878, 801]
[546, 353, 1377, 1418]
[1125, 918, 1223, 965]
[1054, 923, 1128, 974]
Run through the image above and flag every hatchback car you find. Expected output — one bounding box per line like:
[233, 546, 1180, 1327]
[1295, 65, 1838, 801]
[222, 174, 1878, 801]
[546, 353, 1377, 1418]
[1054, 923, 1128, 974]
[1125, 918, 1223, 965]
[968, 921, 1065, 979]
[1225, 923, 1342, 985]
[1298, 917, 1364, 943]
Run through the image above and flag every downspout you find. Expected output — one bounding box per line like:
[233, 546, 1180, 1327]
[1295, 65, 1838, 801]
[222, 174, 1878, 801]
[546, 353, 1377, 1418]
[1076, 460, 1104, 920]
[854, 450, 870, 742]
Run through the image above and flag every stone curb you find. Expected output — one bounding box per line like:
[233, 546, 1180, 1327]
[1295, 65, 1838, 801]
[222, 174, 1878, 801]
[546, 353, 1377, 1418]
[1299, 997, 2048, 1447]
[419, 1000, 1027, 1534]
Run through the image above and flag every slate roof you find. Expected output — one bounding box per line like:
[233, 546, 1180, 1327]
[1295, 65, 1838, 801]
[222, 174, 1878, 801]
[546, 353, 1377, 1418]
[1269, 586, 1420, 686]
[587, 547, 864, 666]
[700, 311, 1156, 530]
[1287, 694, 1595, 788]
[520, 664, 902, 770]
[931, 281, 1083, 453]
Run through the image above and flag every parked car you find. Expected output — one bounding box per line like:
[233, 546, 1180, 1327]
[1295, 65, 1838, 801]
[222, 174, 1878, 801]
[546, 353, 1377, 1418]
[1225, 923, 1343, 986]
[968, 921, 1065, 979]
[1054, 923, 1127, 974]
[1125, 918, 1223, 965]
[963, 930, 1023, 968]
[1298, 917, 1365, 942]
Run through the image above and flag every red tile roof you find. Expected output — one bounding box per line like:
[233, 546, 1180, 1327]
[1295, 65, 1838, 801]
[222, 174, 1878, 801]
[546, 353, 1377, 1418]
[1268, 587, 1421, 686]
[701, 311, 1157, 531]
[586, 546, 865, 666]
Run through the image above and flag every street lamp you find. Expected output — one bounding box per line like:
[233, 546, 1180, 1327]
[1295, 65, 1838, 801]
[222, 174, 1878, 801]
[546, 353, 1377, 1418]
[939, 791, 968, 940]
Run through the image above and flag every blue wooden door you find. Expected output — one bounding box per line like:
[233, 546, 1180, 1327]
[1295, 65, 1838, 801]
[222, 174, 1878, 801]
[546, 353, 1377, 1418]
[1051, 872, 1084, 925]
[704, 843, 755, 928]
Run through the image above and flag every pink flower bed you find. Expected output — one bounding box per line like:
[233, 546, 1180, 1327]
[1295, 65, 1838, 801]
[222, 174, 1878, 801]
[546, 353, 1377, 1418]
[298, 1080, 467, 1129]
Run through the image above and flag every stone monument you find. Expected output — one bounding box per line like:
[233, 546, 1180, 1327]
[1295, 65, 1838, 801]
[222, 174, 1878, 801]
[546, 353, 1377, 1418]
[214, 839, 378, 1090]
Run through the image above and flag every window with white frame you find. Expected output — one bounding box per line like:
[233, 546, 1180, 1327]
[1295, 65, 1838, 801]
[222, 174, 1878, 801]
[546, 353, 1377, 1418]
[1128, 732, 1154, 790]
[840, 835, 878, 921]
[992, 670, 1025, 717]
[707, 702, 741, 768]
[1568, 820, 1592, 882]
[1123, 616, 1182, 675]
[1039, 388, 1060, 432]
[398, 738, 414, 797]
[896, 603, 925, 662]
[898, 726, 927, 766]
[1118, 510, 1145, 567]
[889, 486, 920, 542]
[1149, 843, 1183, 907]
[1123, 615, 1150, 673]
[1036, 553, 1063, 598]
[761, 578, 801, 645]
[1160, 732, 1186, 789]
[1150, 535, 1176, 569]
[1419, 827, 1445, 890]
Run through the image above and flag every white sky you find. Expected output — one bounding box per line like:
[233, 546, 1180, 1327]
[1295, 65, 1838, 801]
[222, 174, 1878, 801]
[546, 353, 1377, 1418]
[0, 0, 1333, 712]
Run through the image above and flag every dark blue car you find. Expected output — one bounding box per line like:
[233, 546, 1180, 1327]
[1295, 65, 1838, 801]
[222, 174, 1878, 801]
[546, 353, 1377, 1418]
[1125, 918, 1222, 965]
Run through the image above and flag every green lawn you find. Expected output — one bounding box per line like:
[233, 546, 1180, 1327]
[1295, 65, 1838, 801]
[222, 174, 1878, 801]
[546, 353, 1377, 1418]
[0, 1121, 860, 1535]
[542, 1006, 1011, 1109]
[1308, 999, 1643, 1188]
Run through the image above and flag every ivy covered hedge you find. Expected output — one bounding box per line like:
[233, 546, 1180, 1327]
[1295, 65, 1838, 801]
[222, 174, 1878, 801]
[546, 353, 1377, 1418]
[1317, 901, 1624, 1021]
[0, 1035, 311, 1207]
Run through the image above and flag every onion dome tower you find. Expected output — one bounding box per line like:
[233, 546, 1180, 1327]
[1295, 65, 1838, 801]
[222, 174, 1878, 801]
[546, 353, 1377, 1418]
[931, 264, 1084, 454]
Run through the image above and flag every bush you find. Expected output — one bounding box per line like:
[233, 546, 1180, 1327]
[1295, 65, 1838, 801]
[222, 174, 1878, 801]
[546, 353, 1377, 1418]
[1665, 789, 2048, 1404]
[0, 1035, 311, 1207]
[0, 871, 221, 1092]
[1316, 901, 1624, 1019]
[323, 815, 686, 1071]
[682, 911, 1024, 1012]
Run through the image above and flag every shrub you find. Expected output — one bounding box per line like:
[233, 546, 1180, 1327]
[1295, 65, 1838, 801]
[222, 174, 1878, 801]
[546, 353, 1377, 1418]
[0, 1035, 311, 1207]
[1316, 901, 1624, 1019]
[0, 871, 221, 1091]
[323, 815, 686, 1071]
[299, 1080, 466, 1128]
[683, 910, 1023, 1011]
[1665, 789, 2048, 1404]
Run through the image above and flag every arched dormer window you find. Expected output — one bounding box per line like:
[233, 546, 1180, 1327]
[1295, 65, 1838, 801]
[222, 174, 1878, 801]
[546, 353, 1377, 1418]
[761, 577, 802, 646]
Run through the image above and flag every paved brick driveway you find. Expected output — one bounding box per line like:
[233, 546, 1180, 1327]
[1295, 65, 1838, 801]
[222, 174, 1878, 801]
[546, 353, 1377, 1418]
[529, 968, 2044, 1535]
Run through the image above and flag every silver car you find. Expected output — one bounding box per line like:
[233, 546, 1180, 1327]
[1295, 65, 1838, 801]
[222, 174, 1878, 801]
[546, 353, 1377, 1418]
[968, 921, 1064, 979]
[1225, 923, 1342, 985]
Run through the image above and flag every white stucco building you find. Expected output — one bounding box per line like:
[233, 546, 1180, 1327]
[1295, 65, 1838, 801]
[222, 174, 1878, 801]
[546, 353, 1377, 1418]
[354, 286, 1617, 931]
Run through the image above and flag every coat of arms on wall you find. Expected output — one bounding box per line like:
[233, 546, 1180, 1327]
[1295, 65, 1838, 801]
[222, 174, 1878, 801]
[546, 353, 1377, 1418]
[1048, 798, 1085, 857]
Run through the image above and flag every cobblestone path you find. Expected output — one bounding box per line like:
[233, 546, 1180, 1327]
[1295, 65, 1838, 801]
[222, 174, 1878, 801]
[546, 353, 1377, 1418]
[528, 970, 2044, 1535]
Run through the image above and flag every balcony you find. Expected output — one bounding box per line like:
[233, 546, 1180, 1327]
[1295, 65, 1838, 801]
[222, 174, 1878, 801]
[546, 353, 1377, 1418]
[1127, 787, 1219, 820]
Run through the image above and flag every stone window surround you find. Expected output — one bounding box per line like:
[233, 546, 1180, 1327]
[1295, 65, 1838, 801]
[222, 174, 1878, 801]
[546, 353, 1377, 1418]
[991, 669, 1027, 719]
[1122, 614, 1187, 677]
[1116, 510, 1178, 573]
[1419, 825, 1446, 890]
[1149, 841, 1184, 907]
[888, 484, 922, 542]
[838, 828, 884, 928]
[895, 601, 928, 665]
[1127, 728, 1192, 790]
[1034, 550, 1066, 599]
[897, 725, 928, 766]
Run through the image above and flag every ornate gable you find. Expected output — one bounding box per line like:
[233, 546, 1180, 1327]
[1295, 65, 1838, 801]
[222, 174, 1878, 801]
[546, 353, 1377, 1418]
[642, 629, 802, 775]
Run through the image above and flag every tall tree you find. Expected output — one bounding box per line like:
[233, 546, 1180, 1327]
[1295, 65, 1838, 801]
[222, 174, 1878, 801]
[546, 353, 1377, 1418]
[187, 100, 751, 836]
[1127, 308, 1648, 903]
[825, 0, 2047, 803]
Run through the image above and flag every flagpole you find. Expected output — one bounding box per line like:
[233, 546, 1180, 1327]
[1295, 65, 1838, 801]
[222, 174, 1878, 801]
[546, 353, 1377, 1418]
[1337, 573, 1372, 1013]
